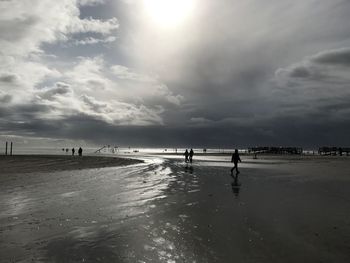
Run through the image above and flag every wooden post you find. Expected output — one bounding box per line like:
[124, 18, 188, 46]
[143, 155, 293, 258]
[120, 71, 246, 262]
[10, 142, 13, 155]
[5, 141, 8, 155]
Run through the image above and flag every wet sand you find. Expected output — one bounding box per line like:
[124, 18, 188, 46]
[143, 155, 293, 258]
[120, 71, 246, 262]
[0, 155, 142, 174]
[0, 155, 350, 262]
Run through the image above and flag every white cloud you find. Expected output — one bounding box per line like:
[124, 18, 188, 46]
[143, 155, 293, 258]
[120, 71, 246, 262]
[0, 0, 118, 105]
[154, 84, 184, 106]
[81, 94, 108, 113]
[36, 82, 73, 101]
[59, 58, 182, 123]
[32, 57, 170, 125]
[111, 65, 155, 82]
[0, 53, 179, 127]
[28, 78, 165, 126]
[66, 17, 119, 36]
[73, 36, 117, 46]
[110, 65, 184, 106]
[0, 0, 118, 57]
[65, 56, 111, 93]
[0, 57, 61, 104]
[0, 0, 172, 129]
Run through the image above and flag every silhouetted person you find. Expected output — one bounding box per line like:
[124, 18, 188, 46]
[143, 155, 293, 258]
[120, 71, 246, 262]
[72, 148, 75, 156]
[339, 147, 343, 156]
[231, 149, 241, 175]
[66, 148, 69, 153]
[189, 148, 194, 163]
[184, 149, 189, 163]
[78, 147, 83, 156]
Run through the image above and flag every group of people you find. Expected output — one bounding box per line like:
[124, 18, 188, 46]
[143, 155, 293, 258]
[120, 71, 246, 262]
[71, 147, 83, 156]
[182, 148, 242, 176]
[184, 148, 194, 163]
[62, 147, 82, 156]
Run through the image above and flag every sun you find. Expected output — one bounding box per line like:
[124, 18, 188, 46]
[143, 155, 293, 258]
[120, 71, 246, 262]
[143, 0, 195, 27]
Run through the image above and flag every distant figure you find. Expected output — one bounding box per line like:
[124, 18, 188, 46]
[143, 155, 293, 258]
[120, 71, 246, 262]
[66, 148, 69, 153]
[189, 148, 194, 164]
[231, 149, 242, 175]
[184, 149, 189, 163]
[72, 148, 75, 156]
[78, 147, 83, 156]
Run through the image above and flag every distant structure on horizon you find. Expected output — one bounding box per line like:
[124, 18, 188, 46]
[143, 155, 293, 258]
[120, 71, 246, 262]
[318, 147, 350, 156]
[95, 145, 119, 154]
[248, 147, 303, 155]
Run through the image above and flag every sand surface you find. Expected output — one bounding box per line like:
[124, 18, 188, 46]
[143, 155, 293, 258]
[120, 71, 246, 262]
[0, 155, 142, 174]
[0, 155, 350, 262]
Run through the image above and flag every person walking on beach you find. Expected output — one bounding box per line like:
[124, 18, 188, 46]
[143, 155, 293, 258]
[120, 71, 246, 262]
[78, 147, 83, 156]
[189, 148, 194, 164]
[72, 148, 75, 156]
[184, 149, 189, 163]
[231, 149, 241, 175]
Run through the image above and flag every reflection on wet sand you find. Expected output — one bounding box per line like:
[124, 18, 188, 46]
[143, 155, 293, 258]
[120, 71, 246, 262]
[184, 163, 194, 174]
[0, 157, 182, 262]
[42, 159, 203, 262]
[231, 173, 241, 198]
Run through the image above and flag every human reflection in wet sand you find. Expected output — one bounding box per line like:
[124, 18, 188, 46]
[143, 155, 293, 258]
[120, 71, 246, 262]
[231, 173, 241, 198]
[185, 163, 194, 174]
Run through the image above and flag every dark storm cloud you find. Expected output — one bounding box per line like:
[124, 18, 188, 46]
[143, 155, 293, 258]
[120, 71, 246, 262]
[288, 66, 311, 78]
[0, 94, 12, 103]
[275, 47, 350, 84]
[0, 74, 18, 83]
[0, 16, 38, 41]
[312, 48, 350, 66]
[0, 104, 52, 120]
[3, 111, 350, 148]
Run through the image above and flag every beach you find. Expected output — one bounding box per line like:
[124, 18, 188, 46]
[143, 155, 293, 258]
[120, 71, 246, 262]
[0, 154, 350, 262]
[0, 155, 142, 174]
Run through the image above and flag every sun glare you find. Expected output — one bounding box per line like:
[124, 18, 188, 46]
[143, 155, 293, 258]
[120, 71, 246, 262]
[143, 0, 195, 27]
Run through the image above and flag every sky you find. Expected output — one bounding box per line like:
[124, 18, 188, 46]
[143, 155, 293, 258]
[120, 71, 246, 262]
[1, 0, 350, 148]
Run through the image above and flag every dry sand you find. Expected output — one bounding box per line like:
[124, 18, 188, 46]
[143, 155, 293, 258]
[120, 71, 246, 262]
[0, 154, 350, 262]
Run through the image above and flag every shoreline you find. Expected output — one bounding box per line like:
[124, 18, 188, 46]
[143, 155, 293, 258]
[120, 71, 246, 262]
[1, 153, 348, 175]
